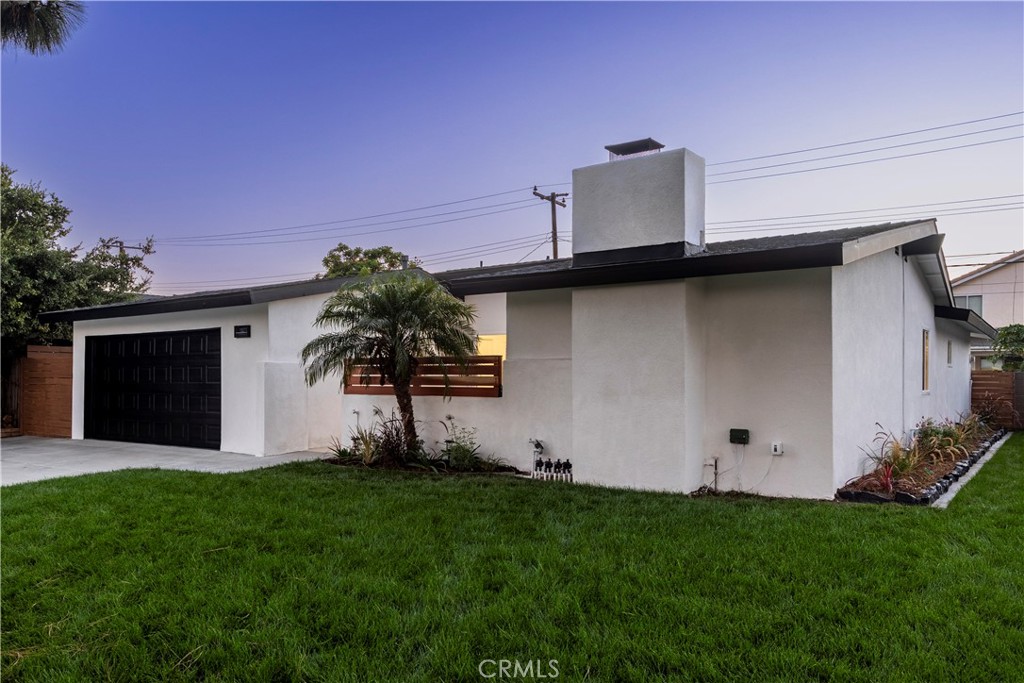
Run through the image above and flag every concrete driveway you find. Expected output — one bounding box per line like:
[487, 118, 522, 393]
[0, 437, 326, 486]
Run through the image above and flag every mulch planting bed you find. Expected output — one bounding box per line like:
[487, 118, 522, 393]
[836, 429, 1008, 505]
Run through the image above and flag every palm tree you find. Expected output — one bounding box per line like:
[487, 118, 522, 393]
[2, 1, 86, 55]
[302, 273, 477, 456]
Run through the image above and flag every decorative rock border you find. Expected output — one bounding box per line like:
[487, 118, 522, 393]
[836, 428, 1010, 506]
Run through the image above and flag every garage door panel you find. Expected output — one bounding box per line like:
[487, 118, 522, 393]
[86, 328, 221, 450]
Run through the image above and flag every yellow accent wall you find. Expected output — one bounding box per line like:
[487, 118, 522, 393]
[477, 334, 507, 359]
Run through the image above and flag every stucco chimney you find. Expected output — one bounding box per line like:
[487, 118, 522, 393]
[572, 139, 706, 263]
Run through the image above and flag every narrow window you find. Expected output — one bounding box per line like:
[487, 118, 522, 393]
[954, 295, 983, 316]
[947, 340, 953, 367]
[922, 329, 930, 391]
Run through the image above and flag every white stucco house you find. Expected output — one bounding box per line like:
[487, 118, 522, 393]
[41, 141, 997, 499]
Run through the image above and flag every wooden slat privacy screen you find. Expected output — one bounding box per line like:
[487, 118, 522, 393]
[21, 345, 73, 437]
[345, 356, 502, 398]
[971, 370, 1023, 429]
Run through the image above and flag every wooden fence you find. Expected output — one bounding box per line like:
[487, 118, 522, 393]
[1, 355, 23, 436]
[345, 356, 502, 398]
[971, 370, 1024, 430]
[20, 345, 73, 438]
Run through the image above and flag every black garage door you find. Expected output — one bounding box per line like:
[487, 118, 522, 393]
[85, 328, 221, 449]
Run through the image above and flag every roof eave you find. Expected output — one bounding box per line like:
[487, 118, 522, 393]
[445, 242, 845, 296]
[934, 305, 998, 340]
[39, 291, 255, 323]
[840, 220, 936, 265]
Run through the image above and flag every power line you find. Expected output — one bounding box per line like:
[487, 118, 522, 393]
[425, 240, 552, 268]
[421, 236, 559, 266]
[706, 201, 1022, 233]
[149, 232, 556, 288]
[708, 205, 1023, 236]
[516, 239, 553, 263]
[132, 183, 568, 243]
[138, 114, 1024, 245]
[945, 251, 1018, 258]
[157, 198, 539, 244]
[707, 124, 1022, 177]
[161, 203, 546, 247]
[708, 194, 1024, 225]
[707, 111, 1024, 166]
[154, 270, 321, 286]
[417, 232, 551, 258]
[707, 136, 1023, 185]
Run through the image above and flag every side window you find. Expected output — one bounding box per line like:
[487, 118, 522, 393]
[954, 295, 983, 316]
[922, 329, 930, 392]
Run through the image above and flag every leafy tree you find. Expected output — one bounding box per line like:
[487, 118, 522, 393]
[992, 324, 1024, 371]
[318, 242, 419, 279]
[301, 273, 476, 457]
[1, 165, 153, 413]
[1, 0, 85, 55]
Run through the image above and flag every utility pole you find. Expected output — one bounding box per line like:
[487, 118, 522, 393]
[108, 240, 147, 257]
[532, 186, 568, 259]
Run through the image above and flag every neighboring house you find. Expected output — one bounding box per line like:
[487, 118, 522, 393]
[40, 142, 996, 499]
[951, 249, 1024, 369]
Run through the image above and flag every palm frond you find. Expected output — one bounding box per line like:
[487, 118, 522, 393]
[1, 0, 85, 55]
[301, 273, 477, 392]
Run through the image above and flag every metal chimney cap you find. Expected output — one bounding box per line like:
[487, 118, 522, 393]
[604, 138, 665, 157]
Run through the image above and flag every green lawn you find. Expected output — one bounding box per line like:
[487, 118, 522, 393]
[3, 436, 1023, 682]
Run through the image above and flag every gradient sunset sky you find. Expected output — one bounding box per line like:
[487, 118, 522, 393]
[3, 1, 1021, 295]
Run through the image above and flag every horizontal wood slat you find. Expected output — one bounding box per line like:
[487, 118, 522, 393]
[21, 346, 73, 437]
[971, 370, 1023, 429]
[345, 356, 502, 398]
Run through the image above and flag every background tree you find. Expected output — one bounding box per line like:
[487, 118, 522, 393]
[301, 273, 476, 457]
[1, 164, 153, 421]
[318, 242, 420, 279]
[992, 324, 1024, 371]
[1, 0, 85, 55]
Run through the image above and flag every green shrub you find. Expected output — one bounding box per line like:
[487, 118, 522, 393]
[438, 414, 482, 471]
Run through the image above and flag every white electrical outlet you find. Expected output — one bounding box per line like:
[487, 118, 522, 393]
[771, 442, 784, 456]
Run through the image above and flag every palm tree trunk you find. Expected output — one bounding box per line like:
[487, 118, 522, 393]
[392, 380, 419, 456]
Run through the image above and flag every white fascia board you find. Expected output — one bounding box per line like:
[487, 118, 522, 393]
[840, 220, 937, 266]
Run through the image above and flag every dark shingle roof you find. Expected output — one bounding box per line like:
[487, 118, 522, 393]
[702, 221, 925, 256]
[439, 221, 933, 294]
[40, 220, 937, 322]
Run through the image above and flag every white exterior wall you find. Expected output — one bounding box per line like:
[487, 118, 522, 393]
[72, 305, 270, 455]
[952, 260, 1024, 329]
[571, 281, 697, 492]
[901, 258, 972, 429]
[703, 269, 834, 499]
[340, 290, 569, 470]
[266, 293, 341, 453]
[256, 290, 510, 456]
[831, 249, 905, 489]
[932, 319, 972, 421]
[572, 148, 705, 254]
[468, 293, 507, 334]
[832, 250, 973, 491]
[681, 278, 707, 492]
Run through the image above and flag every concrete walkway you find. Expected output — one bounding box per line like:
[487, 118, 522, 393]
[0, 436, 326, 486]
